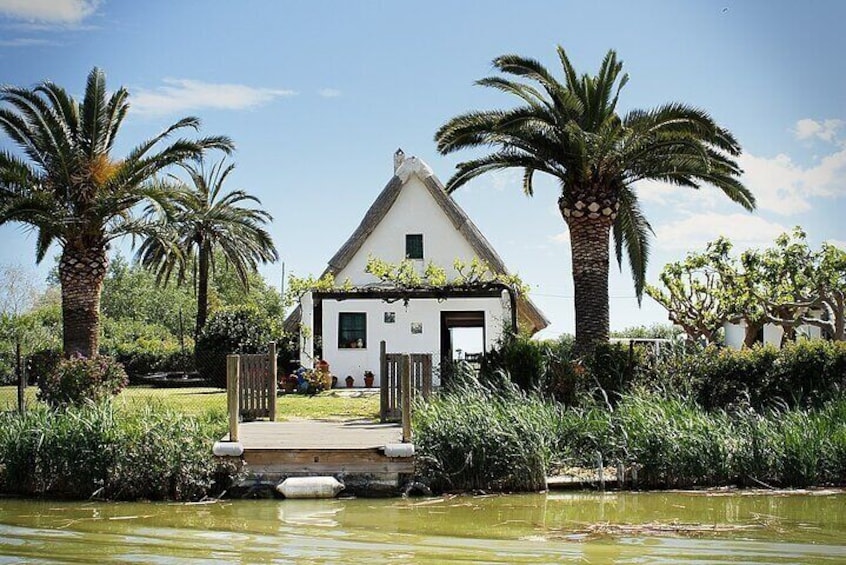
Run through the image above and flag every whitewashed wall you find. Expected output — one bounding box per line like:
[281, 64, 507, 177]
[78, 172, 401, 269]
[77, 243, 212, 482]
[335, 173, 481, 285]
[724, 321, 825, 349]
[302, 294, 509, 387]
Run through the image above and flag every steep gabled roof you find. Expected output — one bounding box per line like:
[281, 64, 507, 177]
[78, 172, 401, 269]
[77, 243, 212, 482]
[285, 155, 550, 334]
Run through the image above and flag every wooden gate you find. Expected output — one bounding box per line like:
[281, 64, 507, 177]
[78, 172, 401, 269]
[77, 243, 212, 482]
[379, 341, 432, 423]
[226, 343, 277, 433]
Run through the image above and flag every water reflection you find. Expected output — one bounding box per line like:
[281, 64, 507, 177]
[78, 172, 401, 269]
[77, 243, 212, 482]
[0, 491, 843, 564]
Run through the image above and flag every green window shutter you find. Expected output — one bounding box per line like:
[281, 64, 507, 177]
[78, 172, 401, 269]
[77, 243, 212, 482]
[406, 234, 423, 259]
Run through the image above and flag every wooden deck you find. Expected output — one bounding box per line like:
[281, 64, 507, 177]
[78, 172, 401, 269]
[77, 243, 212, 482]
[228, 419, 404, 449]
[223, 419, 415, 495]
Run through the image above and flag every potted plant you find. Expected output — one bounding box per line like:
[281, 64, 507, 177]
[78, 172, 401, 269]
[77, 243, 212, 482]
[363, 370, 375, 388]
[282, 374, 298, 394]
[345, 375, 354, 388]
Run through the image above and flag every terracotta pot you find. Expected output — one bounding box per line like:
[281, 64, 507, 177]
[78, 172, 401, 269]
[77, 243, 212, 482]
[345, 376, 354, 388]
[364, 375, 374, 388]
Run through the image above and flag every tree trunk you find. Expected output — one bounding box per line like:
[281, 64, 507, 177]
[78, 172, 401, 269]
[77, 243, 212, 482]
[743, 321, 763, 348]
[195, 243, 209, 337]
[59, 244, 108, 357]
[561, 195, 615, 357]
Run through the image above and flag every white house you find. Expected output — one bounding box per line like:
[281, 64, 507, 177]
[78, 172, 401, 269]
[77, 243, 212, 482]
[724, 320, 824, 349]
[284, 150, 548, 387]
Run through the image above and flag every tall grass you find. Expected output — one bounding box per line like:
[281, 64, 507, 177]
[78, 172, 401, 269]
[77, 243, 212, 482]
[414, 381, 846, 492]
[0, 400, 234, 500]
[414, 376, 560, 492]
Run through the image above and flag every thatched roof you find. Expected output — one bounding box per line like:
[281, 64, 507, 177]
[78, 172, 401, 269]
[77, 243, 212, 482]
[284, 155, 550, 334]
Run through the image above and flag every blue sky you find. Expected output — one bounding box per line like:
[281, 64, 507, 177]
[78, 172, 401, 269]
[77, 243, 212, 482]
[0, 0, 844, 337]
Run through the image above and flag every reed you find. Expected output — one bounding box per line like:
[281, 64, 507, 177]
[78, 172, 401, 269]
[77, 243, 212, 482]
[0, 400, 232, 500]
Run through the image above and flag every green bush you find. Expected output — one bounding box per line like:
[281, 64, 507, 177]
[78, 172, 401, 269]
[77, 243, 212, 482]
[195, 306, 274, 387]
[26, 348, 61, 385]
[479, 333, 547, 390]
[37, 354, 128, 407]
[653, 340, 846, 409]
[100, 318, 193, 379]
[0, 401, 236, 500]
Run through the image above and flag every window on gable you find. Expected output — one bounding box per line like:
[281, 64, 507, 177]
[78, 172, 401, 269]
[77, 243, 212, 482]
[406, 234, 423, 260]
[339, 312, 367, 349]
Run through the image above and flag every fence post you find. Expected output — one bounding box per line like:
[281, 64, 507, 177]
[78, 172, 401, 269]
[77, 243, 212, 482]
[401, 353, 412, 443]
[269, 342, 278, 421]
[16, 341, 24, 413]
[227, 354, 240, 442]
[380, 340, 388, 422]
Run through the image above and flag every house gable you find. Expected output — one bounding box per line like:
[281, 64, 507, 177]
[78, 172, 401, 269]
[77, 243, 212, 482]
[288, 153, 549, 334]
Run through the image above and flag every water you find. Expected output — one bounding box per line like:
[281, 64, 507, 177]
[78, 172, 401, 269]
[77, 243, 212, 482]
[0, 491, 844, 563]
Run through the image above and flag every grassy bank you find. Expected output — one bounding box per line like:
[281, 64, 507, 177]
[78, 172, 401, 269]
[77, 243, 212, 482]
[413, 384, 846, 493]
[0, 385, 380, 420]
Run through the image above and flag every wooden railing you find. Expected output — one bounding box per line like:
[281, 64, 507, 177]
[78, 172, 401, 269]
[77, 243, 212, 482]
[226, 343, 277, 441]
[379, 341, 432, 441]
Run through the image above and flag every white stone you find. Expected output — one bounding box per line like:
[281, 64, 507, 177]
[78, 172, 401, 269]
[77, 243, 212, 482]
[572, 210, 584, 217]
[277, 476, 345, 499]
[563, 208, 571, 217]
[587, 202, 600, 212]
[574, 201, 585, 210]
[602, 207, 613, 216]
[588, 212, 600, 219]
[212, 441, 244, 457]
[383, 443, 415, 457]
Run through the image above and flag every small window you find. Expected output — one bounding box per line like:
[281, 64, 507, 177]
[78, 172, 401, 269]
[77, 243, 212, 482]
[405, 234, 423, 259]
[339, 313, 367, 349]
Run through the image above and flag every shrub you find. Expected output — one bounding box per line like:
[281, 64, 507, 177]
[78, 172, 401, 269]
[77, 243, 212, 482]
[195, 306, 275, 387]
[26, 348, 61, 385]
[38, 354, 128, 407]
[100, 318, 193, 380]
[652, 340, 846, 410]
[480, 333, 547, 390]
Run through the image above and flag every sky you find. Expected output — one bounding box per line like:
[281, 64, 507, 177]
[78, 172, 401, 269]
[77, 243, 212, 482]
[0, 0, 844, 338]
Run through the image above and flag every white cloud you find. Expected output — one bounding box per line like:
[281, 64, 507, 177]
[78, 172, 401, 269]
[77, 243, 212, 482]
[131, 79, 296, 116]
[794, 118, 844, 143]
[0, 37, 58, 46]
[549, 231, 569, 245]
[317, 88, 341, 98]
[635, 178, 721, 210]
[738, 147, 846, 215]
[0, 0, 98, 24]
[654, 212, 788, 251]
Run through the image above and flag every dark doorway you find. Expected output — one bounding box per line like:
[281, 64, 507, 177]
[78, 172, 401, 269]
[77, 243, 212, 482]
[440, 311, 485, 385]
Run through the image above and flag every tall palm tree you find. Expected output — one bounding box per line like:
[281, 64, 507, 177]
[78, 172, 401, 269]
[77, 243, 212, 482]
[435, 47, 755, 355]
[0, 67, 233, 357]
[136, 158, 278, 336]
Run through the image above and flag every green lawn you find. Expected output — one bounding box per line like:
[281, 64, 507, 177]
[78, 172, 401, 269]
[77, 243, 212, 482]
[0, 386, 380, 420]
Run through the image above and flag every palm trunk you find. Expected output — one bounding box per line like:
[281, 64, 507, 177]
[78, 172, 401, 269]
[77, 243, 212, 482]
[58, 244, 108, 357]
[562, 196, 613, 356]
[195, 243, 209, 337]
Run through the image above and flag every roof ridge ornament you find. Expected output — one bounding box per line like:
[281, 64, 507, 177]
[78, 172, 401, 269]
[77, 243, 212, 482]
[395, 155, 434, 183]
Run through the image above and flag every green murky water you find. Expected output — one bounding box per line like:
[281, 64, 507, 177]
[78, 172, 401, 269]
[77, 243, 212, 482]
[0, 491, 844, 563]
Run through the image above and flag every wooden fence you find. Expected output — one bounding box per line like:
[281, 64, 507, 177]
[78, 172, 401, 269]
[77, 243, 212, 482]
[226, 343, 277, 441]
[379, 341, 432, 438]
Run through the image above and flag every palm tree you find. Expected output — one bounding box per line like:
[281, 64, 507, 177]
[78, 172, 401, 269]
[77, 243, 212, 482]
[0, 68, 233, 357]
[136, 158, 278, 336]
[435, 47, 755, 355]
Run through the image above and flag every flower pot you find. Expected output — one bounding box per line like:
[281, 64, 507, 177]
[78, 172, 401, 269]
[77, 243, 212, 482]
[345, 376, 354, 388]
[364, 375, 374, 388]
